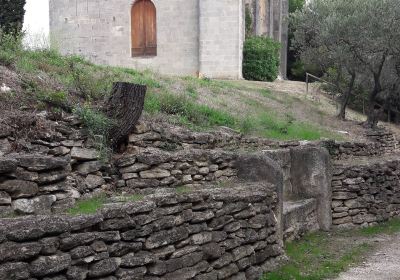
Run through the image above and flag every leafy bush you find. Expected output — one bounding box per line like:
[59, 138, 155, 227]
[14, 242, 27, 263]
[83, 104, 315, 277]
[243, 36, 281, 81]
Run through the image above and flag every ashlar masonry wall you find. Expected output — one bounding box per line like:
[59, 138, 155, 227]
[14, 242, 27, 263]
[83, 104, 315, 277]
[50, 0, 244, 79]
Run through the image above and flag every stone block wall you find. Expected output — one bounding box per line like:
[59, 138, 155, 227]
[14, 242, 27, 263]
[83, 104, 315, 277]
[0, 185, 285, 280]
[116, 149, 238, 194]
[331, 160, 400, 228]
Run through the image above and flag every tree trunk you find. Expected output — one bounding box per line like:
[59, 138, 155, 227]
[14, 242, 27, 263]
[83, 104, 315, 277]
[337, 72, 356, 121]
[105, 82, 147, 148]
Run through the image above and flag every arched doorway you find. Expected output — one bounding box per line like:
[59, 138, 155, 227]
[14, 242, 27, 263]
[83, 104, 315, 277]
[131, 0, 157, 57]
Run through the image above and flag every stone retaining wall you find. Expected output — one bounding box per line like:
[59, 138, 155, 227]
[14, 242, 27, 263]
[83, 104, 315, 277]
[0, 185, 285, 280]
[331, 160, 400, 228]
[0, 115, 114, 216]
[115, 149, 238, 194]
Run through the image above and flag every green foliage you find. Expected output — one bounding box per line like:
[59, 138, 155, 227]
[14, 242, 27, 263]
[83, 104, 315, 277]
[68, 195, 107, 215]
[0, 30, 22, 66]
[243, 36, 280, 82]
[73, 105, 113, 160]
[289, 0, 305, 13]
[0, 0, 26, 33]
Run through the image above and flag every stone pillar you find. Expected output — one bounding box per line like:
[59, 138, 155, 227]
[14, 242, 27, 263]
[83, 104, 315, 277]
[280, 0, 289, 79]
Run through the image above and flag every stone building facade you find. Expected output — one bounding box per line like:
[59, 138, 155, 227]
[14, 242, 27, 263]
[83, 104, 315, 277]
[49, 0, 288, 79]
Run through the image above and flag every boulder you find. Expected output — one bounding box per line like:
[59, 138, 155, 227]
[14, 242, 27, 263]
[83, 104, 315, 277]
[120, 163, 150, 174]
[0, 180, 39, 198]
[71, 147, 98, 160]
[15, 155, 69, 171]
[88, 258, 121, 278]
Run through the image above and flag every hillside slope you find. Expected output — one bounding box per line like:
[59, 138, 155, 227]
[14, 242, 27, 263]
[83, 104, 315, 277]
[0, 47, 394, 144]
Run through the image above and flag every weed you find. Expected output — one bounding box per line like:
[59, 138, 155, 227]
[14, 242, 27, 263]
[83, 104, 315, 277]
[68, 195, 107, 215]
[175, 186, 191, 194]
[73, 105, 113, 161]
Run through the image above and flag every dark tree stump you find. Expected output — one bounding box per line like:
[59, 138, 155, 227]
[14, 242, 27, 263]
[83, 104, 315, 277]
[105, 82, 147, 148]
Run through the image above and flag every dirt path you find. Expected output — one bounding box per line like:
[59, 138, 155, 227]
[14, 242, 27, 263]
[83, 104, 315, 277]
[335, 233, 400, 280]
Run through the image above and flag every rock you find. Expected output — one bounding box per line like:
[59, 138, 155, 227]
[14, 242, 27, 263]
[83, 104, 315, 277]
[37, 169, 69, 184]
[115, 156, 137, 168]
[0, 191, 11, 205]
[202, 243, 225, 260]
[13, 168, 39, 181]
[66, 266, 88, 280]
[0, 241, 42, 262]
[0, 158, 17, 174]
[121, 251, 156, 267]
[0, 138, 12, 156]
[30, 254, 71, 277]
[0, 262, 30, 280]
[191, 232, 212, 245]
[116, 267, 147, 279]
[182, 175, 193, 184]
[140, 168, 171, 179]
[12, 195, 56, 214]
[0, 180, 39, 198]
[120, 163, 150, 174]
[49, 146, 71, 156]
[85, 174, 105, 189]
[61, 140, 84, 147]
[88, 258, 121, 278]
[145, 227, 189, 249]
[76, 161, 103, 175]
[126, 179, 160, 189]
[71, 147, 98, 160]
[15, 155, 69, 171]
[40, 237, 60, 255]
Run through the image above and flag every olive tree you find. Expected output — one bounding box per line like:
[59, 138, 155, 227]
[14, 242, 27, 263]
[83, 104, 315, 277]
[292, 0, 400, 126]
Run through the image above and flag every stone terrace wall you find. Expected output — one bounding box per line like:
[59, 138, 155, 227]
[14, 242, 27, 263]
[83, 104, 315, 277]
[115, 149, 238, 194]
[127, 122, 298, 152]
[0, 115, 115, 216]
[331, 160, 400, 228]
[0, 185, 285, 280]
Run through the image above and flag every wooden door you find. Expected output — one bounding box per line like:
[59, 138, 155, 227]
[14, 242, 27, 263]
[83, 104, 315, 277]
[131, 0, 157, 57]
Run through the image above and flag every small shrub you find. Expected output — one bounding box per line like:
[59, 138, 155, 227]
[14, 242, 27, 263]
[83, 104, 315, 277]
[243, 36, 281, 82]
[0, 31, 22, 66]
[73, 105, 113, 160]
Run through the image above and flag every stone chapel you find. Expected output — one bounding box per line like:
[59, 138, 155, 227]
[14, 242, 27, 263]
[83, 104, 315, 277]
[50, 0, 288, 79]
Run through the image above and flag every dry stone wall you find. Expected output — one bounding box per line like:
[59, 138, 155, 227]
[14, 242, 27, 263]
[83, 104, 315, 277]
[0, 115, 115, 216]
[331, 160, 400, 228]
[0, 185, 285, 280]
[115, 149, 238, 194]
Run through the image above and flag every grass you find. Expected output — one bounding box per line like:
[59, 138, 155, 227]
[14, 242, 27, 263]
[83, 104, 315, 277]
[264, 218, 400, 280]
[1, 32, 344, 143]
[67, 194, 145, 215]
[68, 195, 107, 215]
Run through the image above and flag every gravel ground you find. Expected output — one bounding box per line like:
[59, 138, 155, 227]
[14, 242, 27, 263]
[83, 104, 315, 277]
[335, 233, 400, 280]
